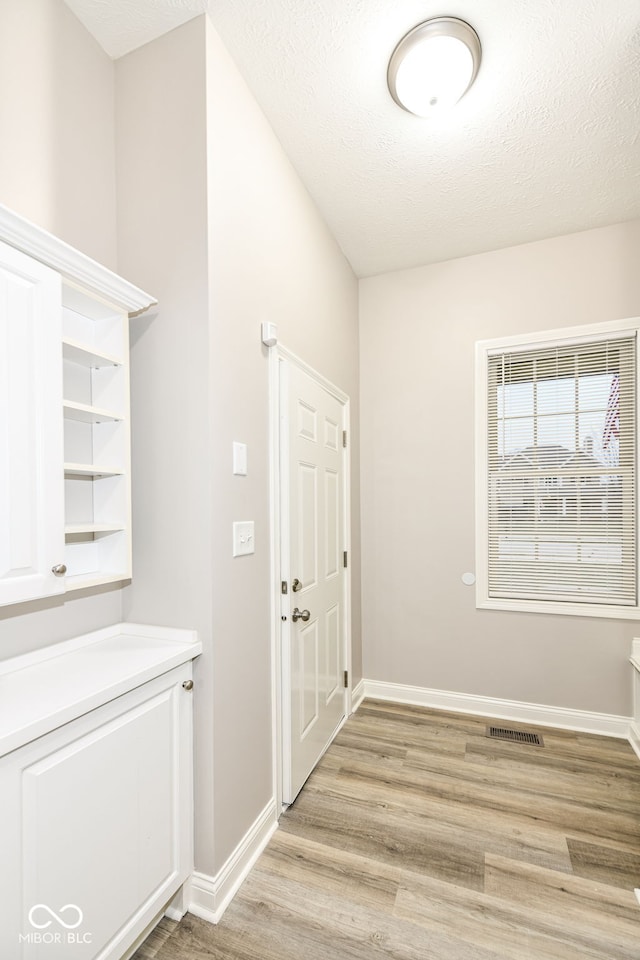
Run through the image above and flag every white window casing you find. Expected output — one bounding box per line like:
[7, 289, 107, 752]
[475, 319, 640, 619]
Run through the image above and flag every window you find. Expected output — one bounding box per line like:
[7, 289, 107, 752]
[476, 321, 639, 618]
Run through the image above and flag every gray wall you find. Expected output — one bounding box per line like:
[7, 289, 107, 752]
[115, 17, 216, 875]
[116, 16, 360, 877]
[0, 0, 122, 660]
[0, 0, 117, 268]
[359, 220, 640, 717]
[205, 21, 360, 867]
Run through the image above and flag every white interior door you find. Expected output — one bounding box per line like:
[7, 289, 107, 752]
[281, 358, 347, 804]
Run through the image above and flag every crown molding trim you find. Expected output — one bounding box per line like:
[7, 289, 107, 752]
[0, 204, 156, 314]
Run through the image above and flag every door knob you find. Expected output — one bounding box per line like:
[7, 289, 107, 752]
[51, 563, 67, 576]
[292, 578, 302, 592]
[292, 607, 311, 623]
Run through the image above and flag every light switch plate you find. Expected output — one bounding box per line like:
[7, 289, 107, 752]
[233, 442, 247, 476]
[233, 521, 255, 557]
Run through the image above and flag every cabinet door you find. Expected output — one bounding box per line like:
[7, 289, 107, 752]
[0, 664, 193, 960]
[0, 240, 65, 604]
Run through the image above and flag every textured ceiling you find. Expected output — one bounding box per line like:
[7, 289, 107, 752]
[63, 0, 208, 58]
[65, 0, 640, 278]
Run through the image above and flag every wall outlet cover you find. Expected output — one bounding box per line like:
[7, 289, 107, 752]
[233, 442, 247, 476]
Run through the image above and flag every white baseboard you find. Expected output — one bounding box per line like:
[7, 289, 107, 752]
[362, 679, 631, 740]
[629, 721, 640, 761]
[164, 885, 189, 921]
[351, 679, 365, 712]
[188, 797, 278, 924]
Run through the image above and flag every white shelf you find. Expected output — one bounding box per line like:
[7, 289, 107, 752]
[64, 462, 123, 478]
[63, 400, 122, 423]
[64, 571, 130, 592]
[62, 337, 122, 368]
[65, 522, 125, 535]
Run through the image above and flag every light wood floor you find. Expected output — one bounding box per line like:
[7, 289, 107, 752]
[134, 699, 640, 959]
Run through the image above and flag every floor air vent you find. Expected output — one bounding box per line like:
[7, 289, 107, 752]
[486, 726, 544, 746]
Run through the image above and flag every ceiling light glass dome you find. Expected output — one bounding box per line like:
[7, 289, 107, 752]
[388, 17, 481, 117]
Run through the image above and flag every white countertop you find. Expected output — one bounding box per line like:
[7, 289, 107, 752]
[0, 622, 201, 756]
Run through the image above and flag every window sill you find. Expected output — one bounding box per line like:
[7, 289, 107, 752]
[476, 596, 640, 620]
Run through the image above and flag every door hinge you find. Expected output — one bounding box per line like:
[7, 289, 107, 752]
[343, 670, 349, 689]
[342, 430, 347, 448]
[343, 551, 348, 568]
[281, 580, 288, 595]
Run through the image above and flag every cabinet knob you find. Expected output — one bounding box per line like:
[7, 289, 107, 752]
[51, 563, 67, 576]
[182, 680, 194, 691]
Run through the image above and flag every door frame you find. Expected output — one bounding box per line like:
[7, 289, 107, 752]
[268, 344, 352, 813]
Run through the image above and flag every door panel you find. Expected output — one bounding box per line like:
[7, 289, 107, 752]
[0, 241, 64, 605]
[282, 360, 346, 803]
[297, 399, 317, 441]
[298, 462, 318, 589]
[299, 618, 319, 738]
[325, 604, 340, 703]
[324, 416, 339, 451]
[324, 468, 339, 577]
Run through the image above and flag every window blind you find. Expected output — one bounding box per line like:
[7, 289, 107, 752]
[487, 335, 636, 605]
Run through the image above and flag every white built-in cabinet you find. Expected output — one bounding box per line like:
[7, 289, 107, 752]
[0, 205, 155, 606]
[0, 623, 202, 960]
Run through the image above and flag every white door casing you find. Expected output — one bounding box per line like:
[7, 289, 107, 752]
[277, 354, 350, 804]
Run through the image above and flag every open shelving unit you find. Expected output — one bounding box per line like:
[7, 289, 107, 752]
[62, 281, 132, 590]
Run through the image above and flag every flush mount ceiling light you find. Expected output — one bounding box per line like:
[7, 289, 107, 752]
[388, 17, 481, 117]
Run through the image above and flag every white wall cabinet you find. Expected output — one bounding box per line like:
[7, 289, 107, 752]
[0, 241, 65, 604]
[0, 623, 202, 960]
[0, 205, 155, 605]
